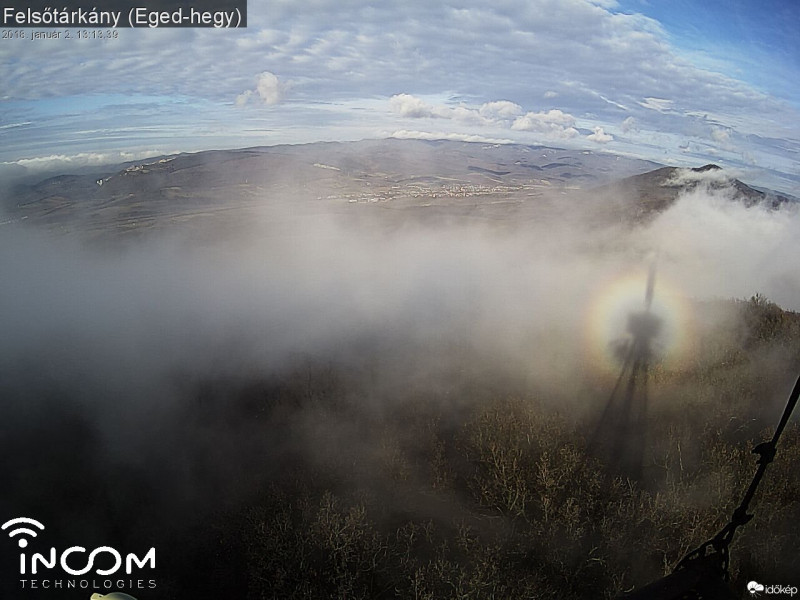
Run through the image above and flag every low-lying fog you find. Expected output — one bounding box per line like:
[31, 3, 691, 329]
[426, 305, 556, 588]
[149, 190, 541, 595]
[0, 167, 798, 596]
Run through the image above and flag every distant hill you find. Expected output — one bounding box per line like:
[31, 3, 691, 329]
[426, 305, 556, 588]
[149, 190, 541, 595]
[591, 164, 794, 223]
[2, 139, 659, 237]
[3, 140, 794, 238]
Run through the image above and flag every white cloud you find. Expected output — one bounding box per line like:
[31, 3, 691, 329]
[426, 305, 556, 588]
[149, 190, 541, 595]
[235, 92, 253, 107]
[711, 128, 729, 142]
[587, 126, 613, 143]
[0, 149, 178, 173]
[388, 98, 582, 142]
[710, 127, 735, 151]
[389, 96, 584, 142]
[479, 100, 524, 120]
[390, 130, 513, 144]
[389, 94, 521, 126]
[4, 150, 179, 171]
[256, 72, 289, 104]
[664, 167, 736, 187]
[621, 116, 637, 133]
[543, 90, 559, 99]
[511, 109, 579, 139]
[388, 95, 479, 123]
[236, 72, 289, 106]
[640, 97, 674, 112]
[0, 122, 32, 130]
[389, 93, 440, 118]
[513, 109, 575, 128]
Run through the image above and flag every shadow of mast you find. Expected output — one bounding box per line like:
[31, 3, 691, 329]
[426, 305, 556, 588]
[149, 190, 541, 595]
[591, 262, 662, 480]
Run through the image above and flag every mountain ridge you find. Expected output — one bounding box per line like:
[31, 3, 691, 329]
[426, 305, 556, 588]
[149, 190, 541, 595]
[588, 163, 794, 224]
[2, 139, 793, 238]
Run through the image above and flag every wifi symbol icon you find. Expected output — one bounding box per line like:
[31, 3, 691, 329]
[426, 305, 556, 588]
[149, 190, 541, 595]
[1, 518, 45, 549]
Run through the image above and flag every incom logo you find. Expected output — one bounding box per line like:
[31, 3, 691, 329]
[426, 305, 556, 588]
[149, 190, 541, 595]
[1, 517, 45, 548]
[91, 593, 138, 600]
[749, 581, 765, 596]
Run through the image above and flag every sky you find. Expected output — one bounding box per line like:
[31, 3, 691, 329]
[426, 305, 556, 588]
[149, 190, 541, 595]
[1, 0, 799, 194]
